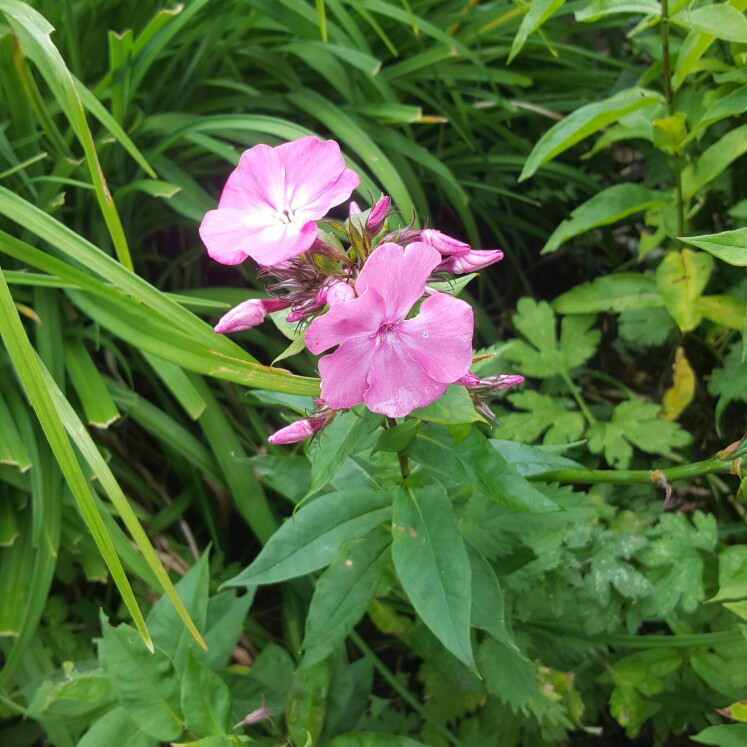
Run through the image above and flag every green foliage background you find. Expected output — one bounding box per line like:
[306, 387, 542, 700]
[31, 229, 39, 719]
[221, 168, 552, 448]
[0, 0, 746, 745]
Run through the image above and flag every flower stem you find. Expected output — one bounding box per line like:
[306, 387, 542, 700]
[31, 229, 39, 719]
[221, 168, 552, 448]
[531, 455, 735, 485]
[386, 416, 411, 480]
[560, 371, 595, 424]
[660, 0, 685, 243]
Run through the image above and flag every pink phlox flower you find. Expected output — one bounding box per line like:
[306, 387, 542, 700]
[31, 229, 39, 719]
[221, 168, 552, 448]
[305, 242, 474, 418]
[200, 136, 359, 268]
[214, 298, 290, 334]
[439, 249, 504, 274]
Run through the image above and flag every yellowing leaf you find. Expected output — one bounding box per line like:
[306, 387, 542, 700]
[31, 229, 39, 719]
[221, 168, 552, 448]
[661, 347, 695, 421]
[656, 249, 714, 332]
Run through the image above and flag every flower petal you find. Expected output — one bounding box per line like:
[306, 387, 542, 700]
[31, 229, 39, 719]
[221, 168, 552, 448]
[396, 293, 474, 383]
[277, 137, 359, 216]
[218, 144, 286, 212]
[355, 242, 441, 322]
[318, 337, 376, 410]
[305, 288, 385, 354]
[364, 335, 447, 417]
[200, 208, 317, 266]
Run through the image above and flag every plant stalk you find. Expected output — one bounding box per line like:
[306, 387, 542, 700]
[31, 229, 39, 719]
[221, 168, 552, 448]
[660, 0, 686, 242]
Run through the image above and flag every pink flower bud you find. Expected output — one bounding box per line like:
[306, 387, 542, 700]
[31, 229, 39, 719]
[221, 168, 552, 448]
[349, 201, 362, 215]
[214, 298, 290, 334]
[419, 229, 471, 256]
[366, 196, 391, 234]
[439, 249, 504, 274]
[481, 374, 524, 390]
[456, 372, 481, 387]
[233, 702, 273, 729]
[326, 281, 355, 306]
[268, 417, 325, 445]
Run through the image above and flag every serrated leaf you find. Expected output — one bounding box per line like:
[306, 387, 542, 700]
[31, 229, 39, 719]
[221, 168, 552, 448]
[712, 546, 747, 602]
[505, 298, 600, 377]
[661, 347, 695, 421]
[224, 489, 391, 587]
[587, 399, 691, 468]
[707, 342, 747, 428]
[499, 391, 586, 444]
[392, 485, 474, 670]
[656, 249, 713, 331]
[519, 88, 660, 181]
[681, 227, 747, 266]
[303, 530, 390, 667]
[541, 185, 668, 254]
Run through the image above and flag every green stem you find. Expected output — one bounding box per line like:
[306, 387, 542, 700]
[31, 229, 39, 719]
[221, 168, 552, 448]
[350, 631, 465, 747]
[560, 371, 595, 424]
[528, 620, 742, 649]
[660, 0, 686, 242]
[386, 417, 411, 480]
[532, 456, 734, 485]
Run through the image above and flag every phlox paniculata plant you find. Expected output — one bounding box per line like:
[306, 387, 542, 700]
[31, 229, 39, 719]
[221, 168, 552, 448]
[200, 136, 521, 442]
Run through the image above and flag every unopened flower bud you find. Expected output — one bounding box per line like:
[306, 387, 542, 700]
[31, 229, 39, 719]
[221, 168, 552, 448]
[268, 417, 326, 445]
[349, 201, 362, 215]
[440, 249, 504, 274]
[326, 281, 355, 306]
[366, 196, 391, 234]
[456, 372, 481, 387]
[480, 374, 524, 391]
[419, 229, 471, 256]
[214, 298, 290, 334]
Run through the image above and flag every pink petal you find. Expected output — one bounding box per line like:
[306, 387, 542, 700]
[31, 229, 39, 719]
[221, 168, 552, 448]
[218, 144, 286, 212]
[277, 137, 359, 216]
[305, 288, 385, 355]
[396, 293, 474, 383]
[355, 242, 441, 323]
[364, 335, 447, 417]
[200, 208, 317, 267]
[318, 337, 376, 411]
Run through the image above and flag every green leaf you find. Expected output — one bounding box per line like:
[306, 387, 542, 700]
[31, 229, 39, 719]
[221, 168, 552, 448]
[224, 489, 392, 586]
[408, 427, 559, 513]
[306, 409, 383, 498]
[467, 543, 515, 647]
[303, 530, 390, 667]
[77, 707, 156, 747]
[576, 0, 660, 22]
[411, 384, 485, 425]
[374, 419, 420, 453]
[682, 124, 747, 199]
[656, 249, 713, 331]
[509, 0, 565, 64]
[392, 485, 474, 670]
[712, 546, 747, 602]
[504, 298, 600, 377]
[652, 113, 688, 153]
[519, 88, 660, 181]
[681, 228, 747, 266]
[587, 399, 691, 468]
[327, 736, 427, 747]
[698, 295, 747, 330]
[499, 391, 586, 445]
[63, 337, 120, 427]
[672, 4, 747, 43]
[26, 665, 113, 720]
[553, 273, 664, 314]
[708, 342, 747, 427]
[286, 658, 331, 747]
[688, 86, 747, 139]
[99, 616, 183, 742]
[692, 725, 747, 746]
[489, 439, 585, 477]
[541, 184, 668, 254]
[181, 650, 232, 738]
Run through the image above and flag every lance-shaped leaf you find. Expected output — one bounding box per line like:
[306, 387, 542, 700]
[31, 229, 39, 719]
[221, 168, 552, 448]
[656, 249, 713, 332]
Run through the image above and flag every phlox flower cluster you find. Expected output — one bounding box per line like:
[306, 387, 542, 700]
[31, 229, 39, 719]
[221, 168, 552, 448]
[200, 136, 522, 444]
